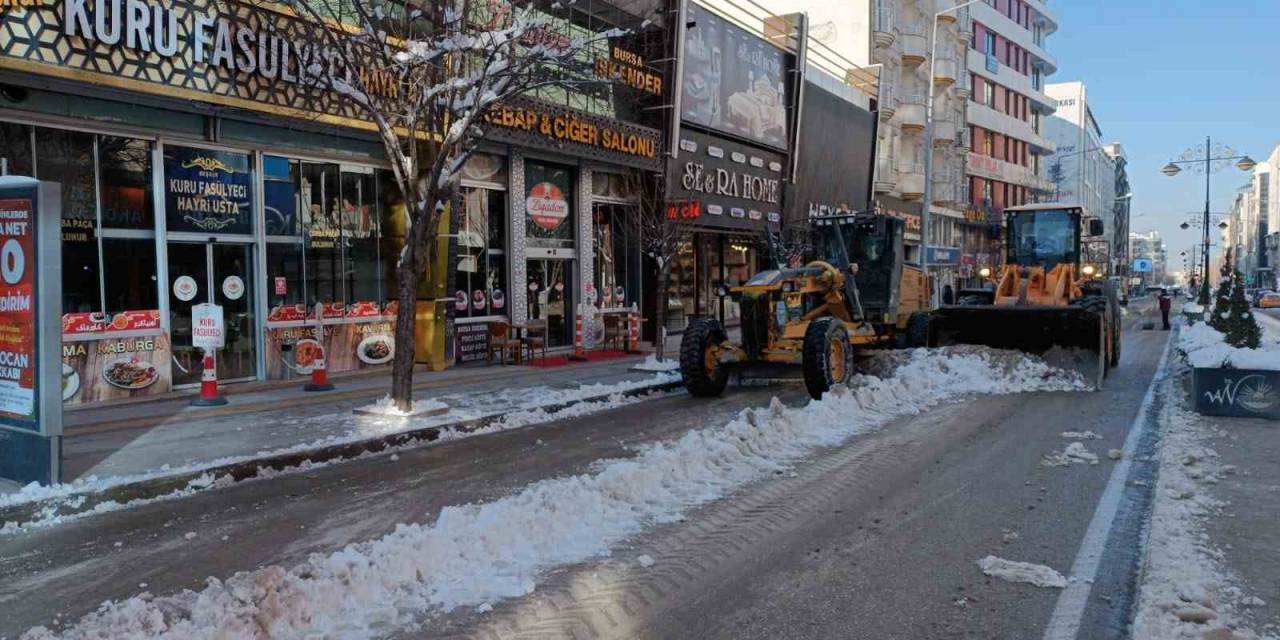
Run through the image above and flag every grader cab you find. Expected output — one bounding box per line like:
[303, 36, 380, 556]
[680, 213, 931, 400]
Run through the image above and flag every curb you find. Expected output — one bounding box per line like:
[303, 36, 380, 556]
[2, 379, 682, 531]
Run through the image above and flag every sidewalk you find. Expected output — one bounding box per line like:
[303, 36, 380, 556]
[1132, 325, 1280, 639]
[1, 355, 681, 527]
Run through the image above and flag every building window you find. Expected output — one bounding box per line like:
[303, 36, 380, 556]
[984, 82, 995, 108]
[456, 187, 508, 318]
[0, 122, 32, 177]
[985, 32, 996, 56]
[38, 129, 100, 314]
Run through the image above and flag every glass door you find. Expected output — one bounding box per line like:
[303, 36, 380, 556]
[168, 240, 209, 387]
[212, 243, 256, 381]
[167, 240, 257, 385]
[526, 259, 574, 348]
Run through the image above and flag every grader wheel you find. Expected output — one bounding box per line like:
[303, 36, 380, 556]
[802, 317, 853, 400]
[680, 319, 730, 398]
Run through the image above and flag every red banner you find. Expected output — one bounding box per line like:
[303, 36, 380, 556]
[0, 197, 37, 422]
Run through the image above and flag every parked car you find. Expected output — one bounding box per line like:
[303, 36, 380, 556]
[1253, 289, 1275, 307]
[1259, 291, 1280, 309]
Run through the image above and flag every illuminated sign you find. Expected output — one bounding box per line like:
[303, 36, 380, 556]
[484, 99, 662, 167]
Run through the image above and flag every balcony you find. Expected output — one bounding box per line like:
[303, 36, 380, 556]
[873, 2, 895, 48]
[896, 94, 926, 132]
[933, 118, 958, 145]
[956, 128, 969, 150]
[932, 180, 957, 206]
[898, 162, 926, 200]
[933, 57, 958, 87]
[877, 83, 897, 120]
[900, 25, 926, 66]
[874, 157, 897, 193]
[955, 68, 971, 98]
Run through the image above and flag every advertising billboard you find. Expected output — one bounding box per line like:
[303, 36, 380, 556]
[680, 4, 791, 150]
[787, 80, 877, 223]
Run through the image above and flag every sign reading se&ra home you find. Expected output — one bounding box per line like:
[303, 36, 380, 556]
[666, 128, 784, 232]
[0, 0, 397, 129]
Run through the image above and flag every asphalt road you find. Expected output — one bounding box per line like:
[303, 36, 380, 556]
[1, 302, 1174, 640]
[424, 301, 1174, 640]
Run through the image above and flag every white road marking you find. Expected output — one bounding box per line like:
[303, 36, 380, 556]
[1041, 326, 1175, 640]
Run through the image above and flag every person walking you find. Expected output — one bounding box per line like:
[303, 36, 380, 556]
[942, 284, 955, 306]
[1158, 289, 1172, 330]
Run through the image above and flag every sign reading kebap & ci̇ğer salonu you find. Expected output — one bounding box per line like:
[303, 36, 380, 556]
[0, 177, 64, 486]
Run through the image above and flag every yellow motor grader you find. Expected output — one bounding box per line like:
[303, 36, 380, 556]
[929, 203, 1121, 386]
[680, 213, 931, 400]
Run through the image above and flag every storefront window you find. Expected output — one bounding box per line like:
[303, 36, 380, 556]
[36, 128, 99, 314]
[0, 122, 32, 176]
[592, 203, 639, 310]
[302, 162, 343, 306]
[98, 137, 154, 230]
[102, 238, 159, 313]
[524, 161, 575, 250]
[264, 156, 306, 308]
[455, 187, 508, 318]
[163, 145, 253, 235]
[342, 167, 381, 304]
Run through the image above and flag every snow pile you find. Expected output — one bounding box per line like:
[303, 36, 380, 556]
[22, 348, 1085, 639]
[631, 354, 680, 372]
[1179, 319, 1280, 370]
[1061, 430, 1102, 440]
[2, 374, 679, 535]
[357, 396, 449, 417]
[1042, 441, 1100, 467]
[1132, 381, 1273, 640]
[977, 555, 1067, 588]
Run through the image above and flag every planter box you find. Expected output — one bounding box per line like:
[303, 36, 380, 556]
[1192, 367, 1280, 420]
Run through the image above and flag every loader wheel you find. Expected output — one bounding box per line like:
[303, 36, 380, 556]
[906, 311, 931, 348]
[680, 319, 729, 398]
[803, 317, 853, 400]
[1071, 295, 1111, 380]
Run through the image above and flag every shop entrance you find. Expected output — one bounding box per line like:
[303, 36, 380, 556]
[525, 258, 574, 348]
[168, 240, 257, 385]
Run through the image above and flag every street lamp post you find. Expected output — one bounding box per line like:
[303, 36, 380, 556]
[921, 0, 981, 305]
[1161, 137, 1255, 305]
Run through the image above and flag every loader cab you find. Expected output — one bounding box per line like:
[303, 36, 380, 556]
[1003, 204, 1086, 271]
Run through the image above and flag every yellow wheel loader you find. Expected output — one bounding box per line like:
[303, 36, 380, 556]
[929, 203, 1121, 386]
[680, 213, 931, 400]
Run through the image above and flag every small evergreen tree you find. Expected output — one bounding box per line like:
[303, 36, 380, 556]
[1208, 261, 1232, 332]
[1221, 268, 1261, 348]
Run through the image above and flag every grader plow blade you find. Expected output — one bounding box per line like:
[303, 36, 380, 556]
[928, 305, 1106, 387]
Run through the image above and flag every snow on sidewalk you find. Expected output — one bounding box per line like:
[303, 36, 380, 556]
[1, 373, 679, 535]
[1131, 375, 1276, 640]
[21, 348, 1085, 640]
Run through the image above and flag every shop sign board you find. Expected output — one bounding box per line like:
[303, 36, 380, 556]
[1133, 258, 1153, 273]
[164, 147, 253, 234]
[787, 79, 876, 224]
[680, 4, 792, 150]
[454, 322, 490, 364]
[0, 0, 398, 130]
[484, 98, 664, 170]
[191, 303, 226, 351]
[0, 177, 63, 485]
[926, 246, 961, 266]
[665, 128, 785, 232]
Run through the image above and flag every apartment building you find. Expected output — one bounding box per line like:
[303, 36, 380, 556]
[1104, 143, 1131, 278]
[1226, 147, 1277, 289]
[865, 0, 973, 291]
[1044, 82, 1117, 233]
[960, 0, 1059, 285]
[1129, 230, 1168, 289]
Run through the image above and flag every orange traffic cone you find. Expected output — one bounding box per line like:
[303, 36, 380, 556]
[191, 352, 227, 406]
[304, 345, 335, 392]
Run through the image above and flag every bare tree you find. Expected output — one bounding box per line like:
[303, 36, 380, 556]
[624, 171, 690, 361]
[273, 0, 629, 410]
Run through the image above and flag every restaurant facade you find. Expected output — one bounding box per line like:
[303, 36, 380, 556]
[0, 0, 671, 405]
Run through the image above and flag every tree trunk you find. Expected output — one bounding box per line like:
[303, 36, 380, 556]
[390, 270, 419, 411]
[654, 264, 671, 361]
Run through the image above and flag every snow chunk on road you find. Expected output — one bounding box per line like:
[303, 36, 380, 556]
[977, 555, 1067, 588]
[637, 554, 655, 568]
[24, 348, 1085, 639]
[1061, 430, 1102, 440]
[1042, 442, 1100, 466]
[356, 395, 449, 417]
[631, 354, 679, 372]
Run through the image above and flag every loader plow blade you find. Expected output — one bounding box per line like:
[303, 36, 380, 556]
[929, 305, 1106, 387]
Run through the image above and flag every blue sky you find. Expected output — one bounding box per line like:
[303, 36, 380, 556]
[1049, 0, 1280, 276]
